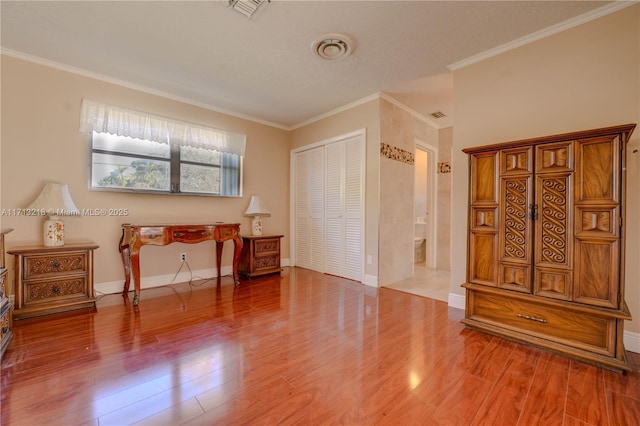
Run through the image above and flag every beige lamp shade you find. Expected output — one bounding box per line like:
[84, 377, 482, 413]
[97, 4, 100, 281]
[27, 183, 79, 246]
[244, 196, 271, 236]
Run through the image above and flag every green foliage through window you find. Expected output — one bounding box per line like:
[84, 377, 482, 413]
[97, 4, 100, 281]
[90, 132, 242, 196]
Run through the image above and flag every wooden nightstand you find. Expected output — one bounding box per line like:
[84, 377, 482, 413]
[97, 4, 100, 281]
[238, 235, 283, 278]
[8, 243, 99, 320]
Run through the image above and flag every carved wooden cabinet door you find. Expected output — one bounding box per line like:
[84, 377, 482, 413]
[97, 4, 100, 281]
[573, 135, 622, 309]
[533, 141, 574, 301]
[468, 151, 499, 287]
[499, 147, 533, 293]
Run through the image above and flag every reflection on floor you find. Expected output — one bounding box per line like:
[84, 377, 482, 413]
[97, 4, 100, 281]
[382, 262, 450, 303]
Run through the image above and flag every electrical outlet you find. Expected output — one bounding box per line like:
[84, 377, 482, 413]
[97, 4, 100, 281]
[180, 253, 187, 262]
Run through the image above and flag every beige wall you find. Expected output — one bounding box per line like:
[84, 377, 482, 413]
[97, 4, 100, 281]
[437, 126, 452, 270]
[379, 99, 440, 285]
[452, 6, 640, 335]
[1, 55, 290, 292]
[290, 99, 381, 282]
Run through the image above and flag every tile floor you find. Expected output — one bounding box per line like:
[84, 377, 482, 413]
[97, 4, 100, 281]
[382, 262, 450, 302]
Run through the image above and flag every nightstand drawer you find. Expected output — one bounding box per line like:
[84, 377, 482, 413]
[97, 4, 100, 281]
[23, 251, 88, 280]
[254, 238, 280, 255]
[23, 277, 89, 306]
[253, 254, 279, 271]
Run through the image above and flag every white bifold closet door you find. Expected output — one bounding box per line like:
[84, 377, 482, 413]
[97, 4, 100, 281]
[294, 146, 325, 273]
[294, 133, 364, 282]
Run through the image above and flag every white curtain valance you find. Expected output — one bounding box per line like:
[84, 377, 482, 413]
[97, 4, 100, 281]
[79, 99, 246, 156]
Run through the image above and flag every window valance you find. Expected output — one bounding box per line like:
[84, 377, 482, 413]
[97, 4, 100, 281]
[79, 99, 246, 156]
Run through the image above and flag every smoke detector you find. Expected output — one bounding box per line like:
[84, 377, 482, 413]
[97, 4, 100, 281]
[312, 33, 355, 60]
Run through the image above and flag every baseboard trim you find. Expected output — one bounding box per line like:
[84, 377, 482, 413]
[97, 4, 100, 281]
[448, 292, 465, 310]
[96, 259, 292, 296]
[95, 266, 229, 296]
[624, 331, 640, 354]
[362, 274, 378, 287]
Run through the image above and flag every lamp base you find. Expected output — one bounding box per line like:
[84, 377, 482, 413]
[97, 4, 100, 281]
[43, 216, 65, 247]
[251, 216, 263, 236]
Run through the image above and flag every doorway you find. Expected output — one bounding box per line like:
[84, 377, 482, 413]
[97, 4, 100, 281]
[414, 141, 437, 268]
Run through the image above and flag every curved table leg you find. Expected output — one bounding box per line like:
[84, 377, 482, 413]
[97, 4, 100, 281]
[131, 251, 141, 305]
[216, 240, 224, 287]
[232, 234, 242, 285]
[119, 231, 132, 299]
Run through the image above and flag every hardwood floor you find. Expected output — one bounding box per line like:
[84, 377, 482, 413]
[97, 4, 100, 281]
[1, 267, 639, 425]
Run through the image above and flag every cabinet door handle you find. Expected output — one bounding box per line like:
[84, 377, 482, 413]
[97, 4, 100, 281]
[516, 313, 547, 323]
[529, 204, 538, 220]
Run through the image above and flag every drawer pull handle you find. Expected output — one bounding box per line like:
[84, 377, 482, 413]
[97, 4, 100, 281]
[52, 261, 60, 269]
[173, 231, 211, 239]
[516, 313, 547, 323]
[52, 286, 60, 295]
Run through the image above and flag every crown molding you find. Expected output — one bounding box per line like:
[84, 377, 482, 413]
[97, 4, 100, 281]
[378, 92, 443, 129]
[289, 93, 380, 130]
[448, 1, 637, 71]
[0, 48, 290, 130]
[290, 92, 444, 130]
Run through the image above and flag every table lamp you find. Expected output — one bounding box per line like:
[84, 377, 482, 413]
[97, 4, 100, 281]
[27, 183, 79, 247]
[244, 195, 271, 236]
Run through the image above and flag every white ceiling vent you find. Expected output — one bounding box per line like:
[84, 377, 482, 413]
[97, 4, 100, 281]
[228, 0, 269, 19]
[312, 33, 354, 60]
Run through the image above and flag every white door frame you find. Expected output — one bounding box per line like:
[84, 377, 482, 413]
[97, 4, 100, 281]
[415, 140, 438, 268]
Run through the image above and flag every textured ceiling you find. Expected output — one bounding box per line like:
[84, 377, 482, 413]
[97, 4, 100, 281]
[0, 1, 617, 129]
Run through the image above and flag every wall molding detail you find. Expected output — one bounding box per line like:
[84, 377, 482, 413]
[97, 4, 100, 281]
[438, 161, 451, 173]
[380, 142, 414, 165]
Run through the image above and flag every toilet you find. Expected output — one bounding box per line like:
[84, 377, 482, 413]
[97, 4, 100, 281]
[414, 220, 426, 263]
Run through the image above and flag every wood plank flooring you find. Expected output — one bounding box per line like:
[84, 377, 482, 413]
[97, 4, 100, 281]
[1, 267, 639, 425]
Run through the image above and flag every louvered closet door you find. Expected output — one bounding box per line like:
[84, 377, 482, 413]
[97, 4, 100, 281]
[324, 135, 364, 281]
[342, 136, 364, 281]
[325, 142, 344, 277]
[294, 146, 325, 272]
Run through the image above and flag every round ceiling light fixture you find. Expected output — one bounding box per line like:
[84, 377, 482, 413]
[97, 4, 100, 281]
[312, 33, 354, 60]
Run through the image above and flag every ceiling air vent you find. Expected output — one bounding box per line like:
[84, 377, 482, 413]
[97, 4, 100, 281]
[311, 33, 355, 60]
[430, 111, 446, 119]
[228, 0, 270, 19]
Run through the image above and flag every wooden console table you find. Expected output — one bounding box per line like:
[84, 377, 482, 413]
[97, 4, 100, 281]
[119, 223, 242, 305]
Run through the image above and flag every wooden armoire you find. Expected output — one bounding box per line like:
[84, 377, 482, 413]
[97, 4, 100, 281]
[462, 124, 636, 372]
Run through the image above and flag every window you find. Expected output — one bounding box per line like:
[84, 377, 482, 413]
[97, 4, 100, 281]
[80, 100, 245, 196]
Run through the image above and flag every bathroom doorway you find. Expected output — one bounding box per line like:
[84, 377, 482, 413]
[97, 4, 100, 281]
[414, 141, 437, 268]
